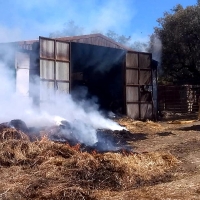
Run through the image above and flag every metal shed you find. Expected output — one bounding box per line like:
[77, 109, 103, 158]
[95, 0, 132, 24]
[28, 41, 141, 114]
[0, 34, 158, 120]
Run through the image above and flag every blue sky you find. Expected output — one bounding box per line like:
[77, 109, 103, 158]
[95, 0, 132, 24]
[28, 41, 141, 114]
[0, 0, 197, 43]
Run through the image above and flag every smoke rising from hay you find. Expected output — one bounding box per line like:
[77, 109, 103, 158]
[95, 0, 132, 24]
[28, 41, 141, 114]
[0, 46, 124, 146]
[151, 35, 162, 67]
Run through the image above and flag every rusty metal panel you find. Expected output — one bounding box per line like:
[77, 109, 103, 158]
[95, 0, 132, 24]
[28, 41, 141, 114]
[125, 51, 154, 120]
[127, 104, 139, 119]
[139, 53, 151, 68]
[40, 38, 54, 59]
[56, 82, 69, 94]
[56, 61, 69, 81]
[39, 36, 71, 107]
[40, 81, 54, 101]
[139, 70, 151, 85]
[56, 41, 69, 61]
[126, 69, 138, 84]
[140, 103, 152, 119]
[40, 60, 54, 79]
[126, 86, 139, 102]
[126, 52, 138, 68]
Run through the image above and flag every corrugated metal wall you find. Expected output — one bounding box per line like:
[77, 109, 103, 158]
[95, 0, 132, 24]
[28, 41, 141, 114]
[15, 51, 30, 97]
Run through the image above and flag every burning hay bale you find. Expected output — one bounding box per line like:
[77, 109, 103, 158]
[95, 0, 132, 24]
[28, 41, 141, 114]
[0, 119, 29, 142]
[0, 127, 29, 142]
[0, 117, 180, 199]
[0, 138, 179, 199]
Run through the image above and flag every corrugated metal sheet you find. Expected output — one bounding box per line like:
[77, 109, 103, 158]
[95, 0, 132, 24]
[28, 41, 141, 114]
[40, 81, 54, 101]
[40, 60, 54, 79]
[140, 103, 152, 119]
[139, 70, 151, 85]
[39, 37, 71, 105]
[15, 52, 30, 69]
[40, 38, 54, 59]
[139, 53, 151, 68]
[126, 52, 138, 68]
[9, 33, 133, 52]
[56, 34, 133, 50]
[126, 69, 138, 84]
[125, 51, 154, 120]
[15, 52, 30, 97]
[127, 104, 139, 119]
[126, 87, 138, 102]
[16, 69, 29, 96]
[56, 62, 69, 81]
[56, 82, 69, 94]
[56, 41, 69, 61]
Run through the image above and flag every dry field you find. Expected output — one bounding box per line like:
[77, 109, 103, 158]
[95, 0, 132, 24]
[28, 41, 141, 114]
[0, 115, 200, 199]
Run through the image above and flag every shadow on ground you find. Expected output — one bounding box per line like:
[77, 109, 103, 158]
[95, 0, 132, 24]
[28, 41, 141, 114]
[157, 132, 175, 136]
[178, 125, 200, 131]
[97, 129, 148, 146]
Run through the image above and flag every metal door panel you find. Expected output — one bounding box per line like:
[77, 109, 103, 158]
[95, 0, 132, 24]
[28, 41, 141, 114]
[126, 52, 138, 68]
[55, 61, 69, 81]
[126, 86, 139, 102]
[40, 38, 54, 59]
[56, 82, 69, 94]
[126, 69, 138, 84]
[127, 104, 139, 119]
[40, 60, 54, 79]
[125, 51, 153, 120]
[39, 36, 71, 105]
[40, 81, 54, 101]
[56, 41, 69, 61]
[139, 53, 151, 68]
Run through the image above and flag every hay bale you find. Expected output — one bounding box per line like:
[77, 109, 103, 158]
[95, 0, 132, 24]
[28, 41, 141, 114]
[0, 127, 29, 142]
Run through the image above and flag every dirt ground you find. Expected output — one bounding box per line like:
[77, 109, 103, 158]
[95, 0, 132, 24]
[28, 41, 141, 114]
[113, 114, 200, 199]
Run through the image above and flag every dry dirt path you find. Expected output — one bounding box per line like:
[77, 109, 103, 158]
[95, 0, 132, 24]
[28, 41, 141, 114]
[125, 120, 200, 199]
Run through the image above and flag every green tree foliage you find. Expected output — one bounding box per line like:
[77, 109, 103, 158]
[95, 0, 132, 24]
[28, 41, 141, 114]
[154, 4, 200, 84]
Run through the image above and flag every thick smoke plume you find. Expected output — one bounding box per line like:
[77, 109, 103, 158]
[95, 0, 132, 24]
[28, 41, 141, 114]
[0, 48, 124, 146]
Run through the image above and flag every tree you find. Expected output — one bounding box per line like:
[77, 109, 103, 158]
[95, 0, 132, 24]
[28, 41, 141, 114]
[153, 4, 200, 84]
[105, 30, 131, 46]
[130, 41, 149, 52]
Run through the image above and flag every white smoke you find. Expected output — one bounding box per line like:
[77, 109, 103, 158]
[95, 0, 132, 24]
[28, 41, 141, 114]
[0, 50, 124, 146]
[151, 36, 162, 62]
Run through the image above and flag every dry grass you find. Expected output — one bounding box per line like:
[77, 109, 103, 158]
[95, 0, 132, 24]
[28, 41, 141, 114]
[116, 117, 164, 133]
[0, 126, 29, 142]
[168, 119, 198, 124]
[0, 127, 179, 199]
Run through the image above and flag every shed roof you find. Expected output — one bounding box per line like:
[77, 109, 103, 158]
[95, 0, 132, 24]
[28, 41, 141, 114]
[5, 33, 133, 51]
[55, 33, 133, 51]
